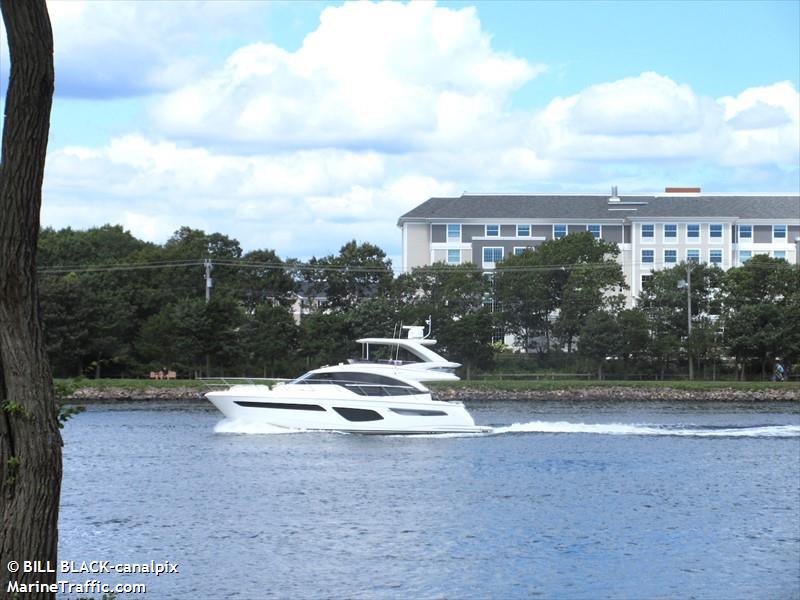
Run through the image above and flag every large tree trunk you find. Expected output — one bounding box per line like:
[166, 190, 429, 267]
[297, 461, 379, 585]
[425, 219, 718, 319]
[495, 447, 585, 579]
[0, 1, 62, 597]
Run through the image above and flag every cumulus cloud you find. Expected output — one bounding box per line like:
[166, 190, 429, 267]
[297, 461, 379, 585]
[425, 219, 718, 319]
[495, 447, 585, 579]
[150, 1, 543, 151]
[717, 81, 800, 166]
[531, 72, 799, 167]
[44, 0, 265, 98]
[35, 2, 799, 262]
[42, 135, 456, 256]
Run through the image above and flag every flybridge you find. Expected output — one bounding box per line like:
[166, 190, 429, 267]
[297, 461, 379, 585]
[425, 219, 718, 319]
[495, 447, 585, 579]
[355, 321, 461, 375]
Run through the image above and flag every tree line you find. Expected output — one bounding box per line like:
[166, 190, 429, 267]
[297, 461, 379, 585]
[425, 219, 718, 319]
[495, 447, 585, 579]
[38, 224, 799, 381]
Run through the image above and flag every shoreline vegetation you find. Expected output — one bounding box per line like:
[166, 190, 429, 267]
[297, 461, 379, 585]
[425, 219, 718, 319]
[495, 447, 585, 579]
[60, 378, 800, 403]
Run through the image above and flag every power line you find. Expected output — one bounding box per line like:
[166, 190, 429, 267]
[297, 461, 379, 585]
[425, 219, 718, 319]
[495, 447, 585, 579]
[36, 256, 797, 275]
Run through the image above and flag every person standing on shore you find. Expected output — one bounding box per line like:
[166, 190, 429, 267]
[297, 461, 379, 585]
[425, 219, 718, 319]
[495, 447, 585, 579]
[773, 359, 786, 382]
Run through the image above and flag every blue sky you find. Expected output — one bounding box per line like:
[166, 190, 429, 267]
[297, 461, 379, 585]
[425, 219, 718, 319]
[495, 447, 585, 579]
[2, 1, 798, 262]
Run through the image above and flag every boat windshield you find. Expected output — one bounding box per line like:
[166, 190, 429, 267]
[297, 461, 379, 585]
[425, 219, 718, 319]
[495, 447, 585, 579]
[359, 344, 421, 364]
[288, 371, 421, 396]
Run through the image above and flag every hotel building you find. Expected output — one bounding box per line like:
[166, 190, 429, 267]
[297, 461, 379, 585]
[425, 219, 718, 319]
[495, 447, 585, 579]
[398, 188, 800, 304]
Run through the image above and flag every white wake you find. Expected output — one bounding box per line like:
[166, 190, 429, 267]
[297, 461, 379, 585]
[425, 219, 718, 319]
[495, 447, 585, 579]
[213, 418, 800, 438]
[214, 418, 305, 435]
[491, 421, 800, 438]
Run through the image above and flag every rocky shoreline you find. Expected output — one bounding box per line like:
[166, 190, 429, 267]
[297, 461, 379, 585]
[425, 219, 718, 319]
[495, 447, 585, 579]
[433, 386, 800, 402]
[66, 386, 207, 403]
[65, 385, 800, 403]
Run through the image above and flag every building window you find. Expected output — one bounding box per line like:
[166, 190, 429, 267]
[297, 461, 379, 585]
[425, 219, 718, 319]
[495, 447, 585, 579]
[687, 224, 700, 240]
[641, 274, 654, 292]
[485, 224, 499, 237]
[641, 224, 655, 239]
[554, 224, 567, 239]
[513, 247, 528, 256]
[447, 249, 460, 264]
[774, 224, 787, 240]
[739, 250, 752, 264]
[687, 249, 700, 263]
[739, 224, 752, 240]
[446, 224, 461, 241]
[641, 249, 654, 263]
[664, 249, 677, 264]
[774, 251, 786, 260]
[587, 224, 601, 239]
[664, 223, 677, 240]
[710, 224, 723, 239]
[483, 247, 503, 266]
[517, 224, 530, 237]
[709, 249, 722, 265]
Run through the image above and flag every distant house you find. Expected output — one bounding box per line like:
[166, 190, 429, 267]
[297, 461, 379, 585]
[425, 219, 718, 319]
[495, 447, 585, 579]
[398, 187, 800, 305]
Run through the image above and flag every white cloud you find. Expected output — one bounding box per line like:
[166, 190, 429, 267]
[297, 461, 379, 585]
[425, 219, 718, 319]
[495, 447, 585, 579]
[44, 0, 265, 98]
[717, 81, 800, 166]
[35, 2, 799, 262]
[569, 72, 707, 135]
[150, 1, 544, 150]
[531, 72, 799, 167]
[42, 135, 454, 257]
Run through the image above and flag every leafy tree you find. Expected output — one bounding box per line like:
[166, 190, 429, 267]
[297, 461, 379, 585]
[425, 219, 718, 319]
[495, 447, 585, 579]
[495, 233, 625, 352]
[136, 295, 245, 377]
[297, 311, 354, 369]
[305, 240, 393, 310]
[638, 262, 724, 377]
[236, 249, 297, 310]
[40, 272, 92, 376]
[616, 308, 650, 372]
[722, 254, 798, 309]
[346, 297, 403, 340]
[721, 256, 800, 379]
[687, 317, 723, 380]
[396, 262, 490, 319]
[724, 304, 784, 380]
[440, 310, 495, 379]
[393, 263, 493, 377]
[240, 305, 299, 378]
[578, 311, 623, 379]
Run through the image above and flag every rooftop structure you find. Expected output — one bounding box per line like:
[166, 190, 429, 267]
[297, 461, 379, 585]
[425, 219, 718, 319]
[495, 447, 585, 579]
[398, 188, 800, 303]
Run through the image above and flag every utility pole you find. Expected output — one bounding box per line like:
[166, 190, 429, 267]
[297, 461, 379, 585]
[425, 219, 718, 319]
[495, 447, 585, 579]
[203, 259, 213, 378]
[678, 262, 693, 380]
[204, 258, 213, 303]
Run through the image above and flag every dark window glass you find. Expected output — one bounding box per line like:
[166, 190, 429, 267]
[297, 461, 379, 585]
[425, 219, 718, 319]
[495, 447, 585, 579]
[333, 407, 384, 422]
[234, 401, 326, 411]
[295, 371, 418, 396]
[389, 408, 448, 417]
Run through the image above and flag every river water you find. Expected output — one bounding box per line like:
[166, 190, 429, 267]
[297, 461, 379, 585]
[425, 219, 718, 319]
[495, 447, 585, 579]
[58, 399, 800, 599]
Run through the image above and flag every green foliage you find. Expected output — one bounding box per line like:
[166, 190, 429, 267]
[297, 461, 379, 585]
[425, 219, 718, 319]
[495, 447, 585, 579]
[5, 455, 21, 485]
[495, 232, 626, 351]
[440, 310, 496, 379]
[305, 240, 393, 310]
[2, 399, 30, 418]
[35, 224, 799, 382]
[54, 378, 86, 427]
[578, 311, 623, 379]
[240, 304, 298, 377]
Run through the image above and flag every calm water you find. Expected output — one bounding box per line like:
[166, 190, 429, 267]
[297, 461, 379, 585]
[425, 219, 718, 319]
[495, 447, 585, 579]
[59, 399, 800, 599]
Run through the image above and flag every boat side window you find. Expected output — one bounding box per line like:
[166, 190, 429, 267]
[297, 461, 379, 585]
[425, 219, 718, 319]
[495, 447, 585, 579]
[290, 372, 337, 385]
[340, 372, 419, 396]
[292, 370, 419, 395]
[364, 345, 422, 364]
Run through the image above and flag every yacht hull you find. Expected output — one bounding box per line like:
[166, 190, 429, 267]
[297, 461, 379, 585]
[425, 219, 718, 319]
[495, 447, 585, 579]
[206, 385, 488, 434]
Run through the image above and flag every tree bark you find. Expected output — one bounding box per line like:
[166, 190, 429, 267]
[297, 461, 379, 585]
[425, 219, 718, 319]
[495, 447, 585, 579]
[0, 1, 61, 598]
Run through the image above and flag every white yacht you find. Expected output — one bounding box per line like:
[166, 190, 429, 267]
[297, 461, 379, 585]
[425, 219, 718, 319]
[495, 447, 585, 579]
[206, 322, 488, 434]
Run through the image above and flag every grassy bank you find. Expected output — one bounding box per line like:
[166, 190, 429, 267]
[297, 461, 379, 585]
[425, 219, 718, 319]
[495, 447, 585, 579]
[58, 377, 799, 394]
[56, 378, 208, 391]
[430, 379, 800, 392]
